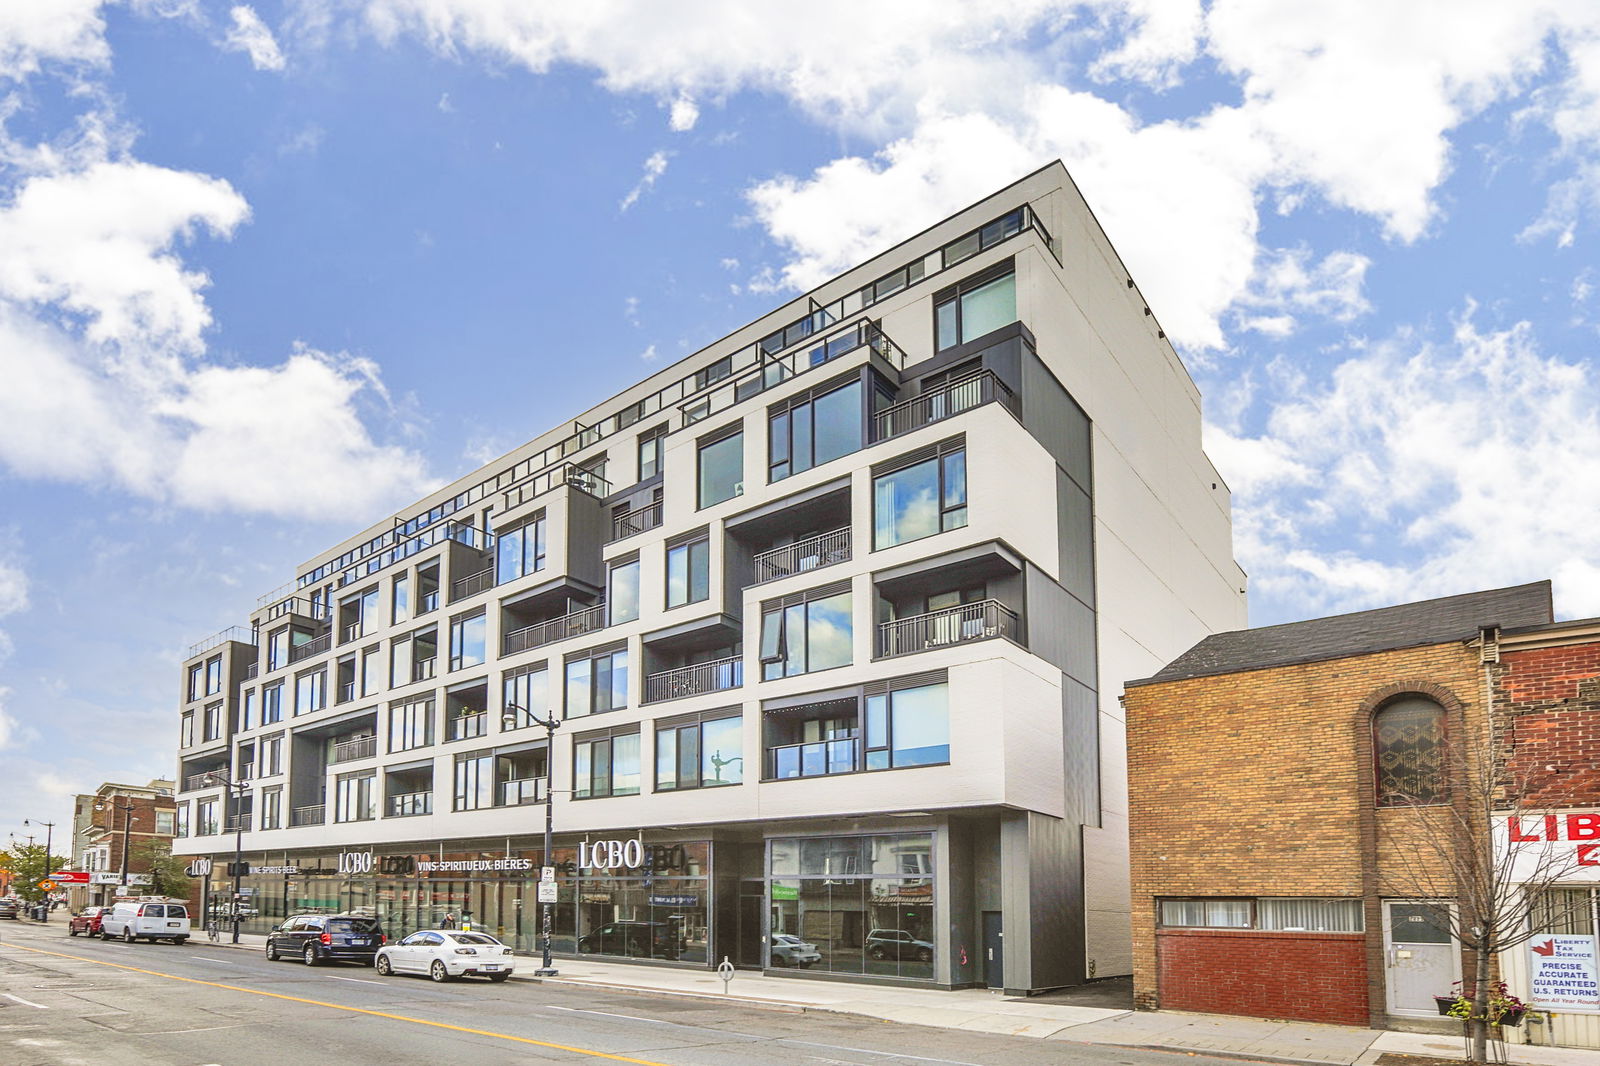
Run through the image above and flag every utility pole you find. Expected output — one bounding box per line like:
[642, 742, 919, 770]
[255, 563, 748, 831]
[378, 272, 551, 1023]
[505, 703, 560, 976]
[203, 772, 247, 944]
[23, 819, 56, 920]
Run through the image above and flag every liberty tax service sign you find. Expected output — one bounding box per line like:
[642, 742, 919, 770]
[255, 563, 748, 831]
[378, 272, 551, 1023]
[1528, 934, 1600, 1013]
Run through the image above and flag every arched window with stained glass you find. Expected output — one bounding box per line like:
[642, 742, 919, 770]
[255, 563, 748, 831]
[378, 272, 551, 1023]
[1373, 696, 1447, 806]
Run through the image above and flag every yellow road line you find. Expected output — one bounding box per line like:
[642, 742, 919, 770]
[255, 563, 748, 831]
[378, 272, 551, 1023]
[7, 943, 673, 1065]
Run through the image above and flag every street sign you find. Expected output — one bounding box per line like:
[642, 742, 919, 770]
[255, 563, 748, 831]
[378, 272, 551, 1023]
[536, 881, 558, 904]
[90, 872, 122, 885]
[37, 880, 57, 891]
[48, 871, 91, 884]
[540, 866, 555, 883]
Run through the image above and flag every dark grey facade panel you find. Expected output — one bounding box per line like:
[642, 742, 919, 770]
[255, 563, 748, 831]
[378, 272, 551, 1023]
[1021, 352, 1091, 492]
[1055, 467, 1095, 608]
[1062, 674, 1100, 829]
[1000, 811, 1086, 992]
[1023, 564, 1096, 688]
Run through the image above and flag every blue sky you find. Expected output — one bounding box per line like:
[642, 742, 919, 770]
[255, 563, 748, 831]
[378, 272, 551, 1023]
[2, 1, 1599, 848]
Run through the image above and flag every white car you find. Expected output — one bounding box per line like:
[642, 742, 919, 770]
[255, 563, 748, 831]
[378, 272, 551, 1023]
[770, 933, 821, 968]
[375, 929, 516, 982]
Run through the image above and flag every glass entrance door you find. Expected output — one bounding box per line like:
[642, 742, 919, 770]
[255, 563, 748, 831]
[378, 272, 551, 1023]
[1384, 900, 1460, 1015]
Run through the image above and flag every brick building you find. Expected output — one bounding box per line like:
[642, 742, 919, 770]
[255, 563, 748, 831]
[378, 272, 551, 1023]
[1124, 583, 1558, 1031]
[69, 779, 178, 909]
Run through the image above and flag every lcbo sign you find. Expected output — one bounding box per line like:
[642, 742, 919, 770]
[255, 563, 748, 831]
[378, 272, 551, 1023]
[579, 839, 646, 871]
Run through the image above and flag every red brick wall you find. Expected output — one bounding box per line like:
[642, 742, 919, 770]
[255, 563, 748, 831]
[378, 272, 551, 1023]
[1498, 643, 1600, 806]
[1157, 929, 1369, 1026]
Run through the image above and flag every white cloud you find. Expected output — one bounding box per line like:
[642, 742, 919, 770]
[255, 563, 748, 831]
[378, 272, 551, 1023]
[668, 94, 698, 132]
[0, 688, 17, 751]
[0, 0, 109, 82]
[619, 149, 670, 211]
[1235, 247, 1371, 336]
[437, 91, 454, 112]
[224, 5, 286, 72]
[639, 344, 658, 362]
[1210, 309, 1600, 620]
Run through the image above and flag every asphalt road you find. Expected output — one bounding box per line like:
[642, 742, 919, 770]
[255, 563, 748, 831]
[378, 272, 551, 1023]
[2, 920, 1212, 1066]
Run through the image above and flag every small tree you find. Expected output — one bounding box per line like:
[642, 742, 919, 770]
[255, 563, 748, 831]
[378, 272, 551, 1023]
[131, 839, 192, 900]
[1, 842, 72, 906]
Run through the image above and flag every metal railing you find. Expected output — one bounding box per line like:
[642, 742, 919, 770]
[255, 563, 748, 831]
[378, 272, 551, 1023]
[290, 804, 325, 827]
[413, 656, 437, 682]
[388, 791, 432, 817]
[450, 566, 496, 602]
[338, 681, 356, 704]
[261, 596, 334, 623]
[643, 656, 743, 704]
[768, 736, 860, 780]
[877, 599, 1020, 658]
[752, 527, 851, 585]
[288, 631, 331, 664]
[243, 662, 259, 680]
[501, 462, 612, 512]
[224, 814, 252, 833]
[419, 590, 440, 614]
[341, 621, 362, 644]
[872, 370, 1019, 443]
[331, 736, 377, 763]
[181, 771, 225, 792]
[502, 602, 607, 655]
[448, 712, 488, 742]
[498, 778, 548, 806]
[186, 625, 257, 659]
[609, 500, 663, 542]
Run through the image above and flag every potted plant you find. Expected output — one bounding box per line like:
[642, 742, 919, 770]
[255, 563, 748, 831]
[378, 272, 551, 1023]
[1440, 981, 1528, 1026]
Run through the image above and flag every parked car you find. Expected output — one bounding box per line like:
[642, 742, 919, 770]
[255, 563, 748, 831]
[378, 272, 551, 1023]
[0, 898, 20, 920]
[865, 928, 933, 962]
[577, 920, 680, 959]
[375, 930, 515, 982]
[265, 914, 385, 966]
[100, 900, 191, 943]
[67, 906, 111, 936]
[769, 933, 821, 968]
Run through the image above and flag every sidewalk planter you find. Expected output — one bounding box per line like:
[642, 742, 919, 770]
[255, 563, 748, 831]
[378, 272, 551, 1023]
[1435, 996, 1457, 1016]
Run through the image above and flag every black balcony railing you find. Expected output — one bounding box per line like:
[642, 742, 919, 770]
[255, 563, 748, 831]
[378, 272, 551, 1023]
[290, 804, 325, 827]
[609, 500, 664, 542]
[501, 463, 612, 512]
[223, 814, 252, 833]
[877, 599, 1020, 658]
[497, 778, 548, 806]
[288, 632, 331, 664]
[243, 662, 259, 680]
[503, 602, 607, 655]
[643, 656, 743, 704]
[751, 527, 851, 585]
[767, 736, 860, 780]
[448, 712, 488, 742]
[388, 791, 432, 817]
[412, 656, 437, 682]
[450, 566, 495, 602]
[872, 370, 1019, 443]
[331, 736, 377, 763]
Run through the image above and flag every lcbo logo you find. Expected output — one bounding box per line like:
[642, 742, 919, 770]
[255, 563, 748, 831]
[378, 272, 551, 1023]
[579, 839, 646, 871]
[338, 850, 375, 874]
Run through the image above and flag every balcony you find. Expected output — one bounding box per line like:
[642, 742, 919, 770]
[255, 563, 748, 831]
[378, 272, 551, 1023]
[388, 791, 433, 817]
[223, 814, 252, 833]
[450, 565, 495, 603]
[448, 712, 489, 742]
[503, 602, 607, 655]
[498, 778, 548, 806]
[330, 736, 377, 763]
[877, 599, 1020, 659]
[768, 736, 860, 780]
[752, 527, 850, 585]
[243, 662, 259, 680]
[609, 500, 663, 543]
[413, 656, 437, 682]
[501, 462, 612, 512]
[288, 631, 331, 665]
[643, 656, 743, 704]
[290, 804, 325, 827]
[182, 772, 220, 792]
[872, 370, 1019, 443]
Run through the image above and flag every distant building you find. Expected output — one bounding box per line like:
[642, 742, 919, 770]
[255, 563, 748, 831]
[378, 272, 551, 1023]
[70, 779, 178, 909]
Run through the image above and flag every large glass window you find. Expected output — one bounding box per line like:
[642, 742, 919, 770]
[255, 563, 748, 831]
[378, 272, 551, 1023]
[666, 536, 710, 608]
[334, 772, 377, 822]
[180, 712, 194, 748]
[205, 655, 223, 695]
[609, 559, 640, 624]
[496, 513, 548, 583]
[203, 702, 222, 741]
[574, 732, 641, 798]
[565, 647, 629, 718]
[770, 380, 862, 481]
[392, 572, 410, 624]
[1158, 898, 1363, 932]
[448, 611, 487, 671]
[872, 446, 967, 550]
[389, 698, 434, 753]
[261, 735, 282, 775]
[261, 788, 282, 831]
[656, 714, 743, 791]
[239, 689, 256, 732]
[935, 270, 1016, 351]
[698, 429, 744, 508]
[760, 589, 853, 680]
[1374, 697, 1447, 806]
[294, 670, 325, 716]
[361, 646, 382, 697]
[638, 426, 665, 482]
[865, 683, 949, 769]
[262, 682, 283, 724]
[188, 663, 204, 702]
[453, 750, 494, 810]
[503, 666, 550, 729]
[196, 799, 218, 836]
[266, 628, 289, 671]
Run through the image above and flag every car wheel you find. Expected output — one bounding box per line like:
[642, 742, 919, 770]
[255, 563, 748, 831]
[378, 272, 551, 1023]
[100, 928, 113, 941]
[303, 944, 319, 966]
[68, 927, 79, 936]
[868, 946, 886, 960]
[375, 955, 393, 976]
[799, 961, 813, 969]
[917, 948, 932, 963]
[430, 960, 450, 983]
[771, 954, 787, 967]
[122, 928, 135, 944]
[488, 972, 511, 983]
[265, 941, 278, 961]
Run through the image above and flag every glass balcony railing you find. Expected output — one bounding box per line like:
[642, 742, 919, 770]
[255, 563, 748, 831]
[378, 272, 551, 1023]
[448, 712, 488, 742]
[497, 778, 548, 806]
[288, 631, 331, 665]
[388, 791, 432, 817]
[767, 736, 860, 780]
[290, 804, 325, 827]
[330, 736, 377, 763]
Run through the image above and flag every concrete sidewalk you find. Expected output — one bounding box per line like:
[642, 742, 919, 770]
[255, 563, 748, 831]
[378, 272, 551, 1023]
[170, 926, 1593, 1066]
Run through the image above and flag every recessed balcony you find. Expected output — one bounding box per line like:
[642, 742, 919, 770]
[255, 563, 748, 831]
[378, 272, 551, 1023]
[290, 804, 325, 827]
[752, 527, 850, 586]
[643, 656, 743, 704]
[877, 599, 1020, 659]
[330, 735, 377, 764]
[503, 601, 607, 655]
[871, 368, 1019, 443]
[609, 499, 663, 543]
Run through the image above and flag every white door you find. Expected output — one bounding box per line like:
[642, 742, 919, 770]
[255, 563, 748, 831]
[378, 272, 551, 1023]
[1384, 900, 1461, 1015]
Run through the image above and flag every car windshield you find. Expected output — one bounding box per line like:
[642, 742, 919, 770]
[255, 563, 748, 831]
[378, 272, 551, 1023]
[329, 918, 381, 933]
[450, 933, 500, 945]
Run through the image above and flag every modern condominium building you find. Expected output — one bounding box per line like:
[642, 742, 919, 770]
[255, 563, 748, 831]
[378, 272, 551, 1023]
[171, 161, 1246, 992]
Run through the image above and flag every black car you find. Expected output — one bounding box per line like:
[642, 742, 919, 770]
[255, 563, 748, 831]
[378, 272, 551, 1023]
[265, 914, 385, 966]
[577, 920, 680, 959]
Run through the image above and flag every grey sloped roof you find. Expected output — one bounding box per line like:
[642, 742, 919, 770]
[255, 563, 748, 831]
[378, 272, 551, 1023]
[1131, 581, 1553, 687]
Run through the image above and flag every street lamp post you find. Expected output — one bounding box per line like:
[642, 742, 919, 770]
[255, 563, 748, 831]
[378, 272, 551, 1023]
[203, 772, 247, 945]
[23, 819, 56, 920]
[505, 703, 559, 977]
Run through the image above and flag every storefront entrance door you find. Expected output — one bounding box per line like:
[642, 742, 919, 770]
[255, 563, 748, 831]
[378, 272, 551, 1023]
[1384, 900, 1460, 1015]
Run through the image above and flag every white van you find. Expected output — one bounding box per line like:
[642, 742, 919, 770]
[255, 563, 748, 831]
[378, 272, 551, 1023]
[100, 899, 191, 944]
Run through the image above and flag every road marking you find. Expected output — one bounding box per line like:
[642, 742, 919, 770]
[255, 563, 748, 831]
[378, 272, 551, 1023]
[138, 1024, 250, 1035]
[4, 944, 672, 1065]
[325, 976, 385, 985]
[781, 1040, 985, 1066]
[2, 993, 48, 1008]
[190, 956, 243, 965]
[547, 1005, 679, 1025]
